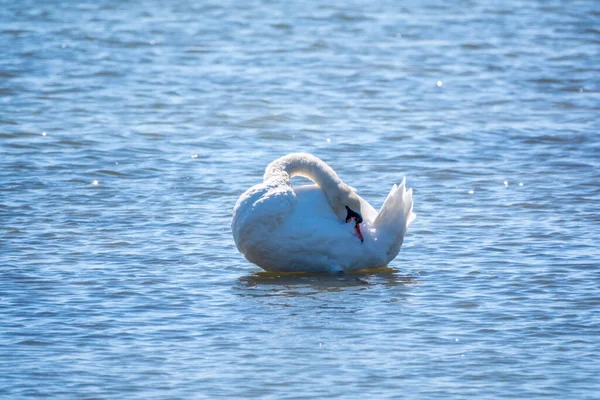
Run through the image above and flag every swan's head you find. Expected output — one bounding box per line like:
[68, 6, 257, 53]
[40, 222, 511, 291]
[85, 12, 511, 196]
[332, 185, 364, 242]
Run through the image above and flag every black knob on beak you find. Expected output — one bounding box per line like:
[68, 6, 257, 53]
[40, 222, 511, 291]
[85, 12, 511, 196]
[345, 205, 363, 224]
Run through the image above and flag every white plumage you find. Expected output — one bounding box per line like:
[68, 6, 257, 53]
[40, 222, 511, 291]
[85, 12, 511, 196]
[232, 153, 415, 273]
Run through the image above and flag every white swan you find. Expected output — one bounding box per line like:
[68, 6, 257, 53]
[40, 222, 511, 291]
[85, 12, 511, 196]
[231, 153, 415, 273]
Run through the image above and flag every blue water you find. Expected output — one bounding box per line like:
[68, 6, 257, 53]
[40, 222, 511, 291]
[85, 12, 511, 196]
[1, 1, 599, 398]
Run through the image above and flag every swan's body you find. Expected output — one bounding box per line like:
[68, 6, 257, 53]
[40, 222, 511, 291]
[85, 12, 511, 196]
[232, 153, 415, 273]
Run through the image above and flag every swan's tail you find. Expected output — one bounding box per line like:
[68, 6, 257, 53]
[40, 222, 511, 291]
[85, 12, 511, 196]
[373, 178, 416, 262]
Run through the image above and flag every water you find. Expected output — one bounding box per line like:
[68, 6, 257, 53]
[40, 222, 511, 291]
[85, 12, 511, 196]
[1, 0, 599, 398]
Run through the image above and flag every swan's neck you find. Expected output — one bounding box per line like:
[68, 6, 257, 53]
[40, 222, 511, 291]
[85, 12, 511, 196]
[264, 153, 349, 214]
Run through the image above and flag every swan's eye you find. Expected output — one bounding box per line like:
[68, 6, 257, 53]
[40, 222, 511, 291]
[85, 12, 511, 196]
[344, 205, 362, 224]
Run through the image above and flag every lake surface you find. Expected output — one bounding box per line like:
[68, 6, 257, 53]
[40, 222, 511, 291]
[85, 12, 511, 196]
[1, 0, 599, 398]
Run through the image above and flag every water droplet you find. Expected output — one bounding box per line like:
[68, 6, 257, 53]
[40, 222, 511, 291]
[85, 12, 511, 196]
[61, 43, 66, 48]
[468, 190, 474, 195]
[319, 342, 323, 348]
[91, 180, 99, 185]
[504, 180, 508, 186]
[455, 338, 459, 342]
[579, 88, 584, 92]
[519, 182, 524, 186]
[191, 154, 198, 159]
[150, 40, 155, 45]
[326, 138, 331, 143]
[115, 162, 119, 165]
[437, 81, 443, 87]
[42, 132, 47, 136]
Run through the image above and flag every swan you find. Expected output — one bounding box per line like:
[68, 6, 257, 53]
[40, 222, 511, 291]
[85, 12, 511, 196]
[231, 153, 416, 273]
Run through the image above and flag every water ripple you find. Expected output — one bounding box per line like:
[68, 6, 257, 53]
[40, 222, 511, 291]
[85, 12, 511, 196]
[1, 0, 599, 398]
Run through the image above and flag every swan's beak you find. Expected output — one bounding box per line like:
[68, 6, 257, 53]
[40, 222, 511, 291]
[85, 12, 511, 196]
[345, 206, 364, 243]
[354, 223, 364, 243]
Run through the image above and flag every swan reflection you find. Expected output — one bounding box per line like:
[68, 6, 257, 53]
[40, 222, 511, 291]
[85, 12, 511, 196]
[236, 267, 418, 296]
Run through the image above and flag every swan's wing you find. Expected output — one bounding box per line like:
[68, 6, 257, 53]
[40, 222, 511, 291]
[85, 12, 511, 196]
[232, 182, 296, 253]
[371, 178, 415, 264]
